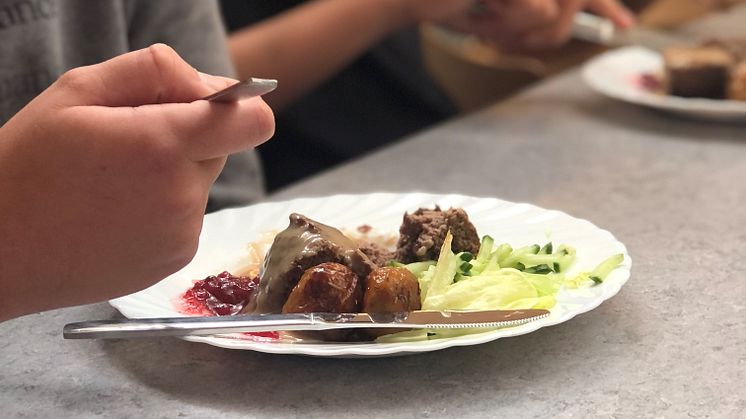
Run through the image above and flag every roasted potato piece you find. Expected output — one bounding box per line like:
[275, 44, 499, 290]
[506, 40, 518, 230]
[363, 267, 421, 313]
[282, 262, 362, 313]
[362, 267, 421, 339]
[282, 262, 362, 342]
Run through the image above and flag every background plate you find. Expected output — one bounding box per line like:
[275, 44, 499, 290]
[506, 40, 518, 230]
[110, 192, 631, 358]
[582, 46, 746, 122]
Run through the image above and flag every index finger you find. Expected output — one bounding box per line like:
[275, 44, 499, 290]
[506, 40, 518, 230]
[54, 44, 229, 107]
[141, 96, 276, 162]
[523, 0, 585, 48]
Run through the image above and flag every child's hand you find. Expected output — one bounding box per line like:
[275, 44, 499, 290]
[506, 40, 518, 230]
[0, 44, 274, 320]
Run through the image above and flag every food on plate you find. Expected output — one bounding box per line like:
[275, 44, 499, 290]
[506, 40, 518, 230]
[282, 262, 363, 314]
[246, 208, 478, 315]
[657, 38, 746, 100]
[358, 241, 395, 266]
[728, 63, 746, 101]
[242, 213, 376, 314]
[179, 207, 624, 342]
[363, 267, 421, 313]
[663, 46, 733, 99]
[396, 207, 480, 263]
[181, 271, 258, 316]
[281, 262, 364, 341]
[279, 264, 422, 341]
[362, 266, 421, 339]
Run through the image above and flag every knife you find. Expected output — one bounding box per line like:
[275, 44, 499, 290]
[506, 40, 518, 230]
[62, 309, 550, 339]
[572, 12, 695, 51]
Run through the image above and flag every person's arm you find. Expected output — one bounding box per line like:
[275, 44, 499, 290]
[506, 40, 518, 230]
[228, 0, 634, 110]
[445, 0, 634, 49]
[0, 45, 274, 322]
[227, 0, 474, 109]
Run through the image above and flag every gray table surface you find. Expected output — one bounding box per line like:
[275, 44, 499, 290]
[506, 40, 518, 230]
[4, 14, 746, 419]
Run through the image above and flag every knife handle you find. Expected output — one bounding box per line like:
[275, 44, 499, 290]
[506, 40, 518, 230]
[63, 314, 411, 339]
[63, 314, 314, 339]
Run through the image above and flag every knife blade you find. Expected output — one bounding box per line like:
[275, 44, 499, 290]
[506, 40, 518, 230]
[201, 77, 277, 102]
[572, 12, 696, 51]
[62, 309, 550, 340]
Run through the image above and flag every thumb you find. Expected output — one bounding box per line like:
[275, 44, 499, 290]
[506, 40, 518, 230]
[54, 44, 227, 107]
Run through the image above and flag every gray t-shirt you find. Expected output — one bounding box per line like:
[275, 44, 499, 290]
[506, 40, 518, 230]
[0, 0, 264, 209]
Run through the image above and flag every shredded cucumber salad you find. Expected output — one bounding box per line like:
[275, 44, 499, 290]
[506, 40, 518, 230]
[380, 232, 624, 342]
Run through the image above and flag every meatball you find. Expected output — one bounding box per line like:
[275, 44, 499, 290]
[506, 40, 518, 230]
[395, 207, 480, 263]
[282, 262, 362, 313]
[358, 241, 396, 266]
[362, 267, 421, 339]
[246, 213, 376, 314]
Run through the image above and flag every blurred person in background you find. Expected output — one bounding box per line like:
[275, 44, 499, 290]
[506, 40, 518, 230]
[422, 0, 746, 111]
[0, 0, 274, 321]
[220, 0, 635, 191]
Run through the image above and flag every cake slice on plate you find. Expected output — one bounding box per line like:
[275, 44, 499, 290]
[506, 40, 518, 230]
[663, 46, 734, 99]
[728, 62, 746, 101]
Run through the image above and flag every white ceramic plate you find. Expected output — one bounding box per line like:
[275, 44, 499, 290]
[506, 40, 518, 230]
[582, 46, 746, 122]
[110, 192, 631, 358]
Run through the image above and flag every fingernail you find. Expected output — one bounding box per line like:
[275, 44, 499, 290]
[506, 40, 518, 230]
[620, 14, 635, 29]
[618, 9, 636, 28]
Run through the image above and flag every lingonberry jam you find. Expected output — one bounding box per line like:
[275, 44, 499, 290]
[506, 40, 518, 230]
[180, 271, 279, 340]
[638, 73, 662, 91]
[182, 271, 258, 316]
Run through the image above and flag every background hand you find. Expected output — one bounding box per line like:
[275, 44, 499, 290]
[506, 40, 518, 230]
[440, 0, 635, 49]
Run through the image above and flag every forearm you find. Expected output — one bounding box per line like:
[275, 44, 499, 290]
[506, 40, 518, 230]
[228, 0, 411, 109]
[0, 221, 47, 322]
[0, 223, 28, 322]
[0, 123, 75, 322]
[0, 131, 42, 321]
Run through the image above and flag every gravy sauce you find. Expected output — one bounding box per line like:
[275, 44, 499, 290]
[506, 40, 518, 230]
[244, 213, 376, 314]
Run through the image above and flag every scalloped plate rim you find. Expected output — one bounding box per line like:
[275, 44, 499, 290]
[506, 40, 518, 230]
[582, 46, 746, 121]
